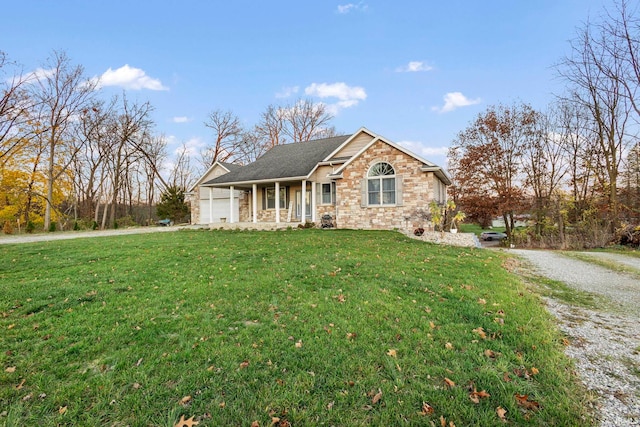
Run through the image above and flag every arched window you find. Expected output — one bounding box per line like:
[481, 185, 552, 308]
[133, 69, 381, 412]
[367, 162, 396, 205]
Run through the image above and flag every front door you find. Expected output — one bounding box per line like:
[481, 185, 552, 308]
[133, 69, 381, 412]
[295, 189, 312, 220]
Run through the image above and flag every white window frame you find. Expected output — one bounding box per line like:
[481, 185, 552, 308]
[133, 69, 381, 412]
[265, 186, 287, 209]
[367, 162, 396, 206]
[320, 182, 335, 205]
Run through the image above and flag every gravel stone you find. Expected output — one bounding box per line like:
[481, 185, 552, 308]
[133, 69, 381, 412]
[510, 249, 640, 427]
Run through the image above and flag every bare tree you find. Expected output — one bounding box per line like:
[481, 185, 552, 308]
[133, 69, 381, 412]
[105, 95, 154, 227]
[0, 51, 32, 165]
[28, 50, 96, 230]
[282, 98, 335, 142]
[71, 99, 118, 220]
[596, 1, 640, 120]
[201, 109, 244, 167]
[256, 104, 286, 148]
[522, 105, 568, 234]
[558, 18, 633, 226]
[169, 142, 194, 190]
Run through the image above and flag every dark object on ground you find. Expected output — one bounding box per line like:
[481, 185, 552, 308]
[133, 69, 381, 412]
[321, 214, 334, 228]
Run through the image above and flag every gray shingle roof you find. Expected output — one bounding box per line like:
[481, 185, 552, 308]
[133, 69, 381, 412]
[203, 135, 350, 186]
[218, 161, 242, 171]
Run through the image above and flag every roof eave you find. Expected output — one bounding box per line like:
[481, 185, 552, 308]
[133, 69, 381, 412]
[203, 175, 311, 188]
[421, 166, 452, 185]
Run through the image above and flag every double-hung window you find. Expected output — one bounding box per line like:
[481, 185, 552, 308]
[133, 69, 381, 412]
[367, 162, 396, 205]
[265, 187, 287, 209]
[321, 182, 335, 205]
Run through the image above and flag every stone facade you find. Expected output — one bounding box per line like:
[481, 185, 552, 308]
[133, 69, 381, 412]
[336, 139, 440, 230]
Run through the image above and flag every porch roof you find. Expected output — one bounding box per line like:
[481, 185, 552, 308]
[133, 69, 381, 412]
[202, 135, 349, 187]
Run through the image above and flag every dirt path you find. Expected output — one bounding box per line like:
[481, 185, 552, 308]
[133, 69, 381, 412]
[509, 249, 640, 427]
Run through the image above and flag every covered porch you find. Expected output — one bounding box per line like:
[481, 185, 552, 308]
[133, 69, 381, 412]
[205, 179, 336, 226]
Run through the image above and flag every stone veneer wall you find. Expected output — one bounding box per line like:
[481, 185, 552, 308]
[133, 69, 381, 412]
[337, 140, 437, 230]
[238, 191, 251, 222]
[189, 187, 201, 224]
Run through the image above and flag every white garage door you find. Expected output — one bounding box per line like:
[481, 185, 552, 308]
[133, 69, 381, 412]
[199, 189, 239, 224]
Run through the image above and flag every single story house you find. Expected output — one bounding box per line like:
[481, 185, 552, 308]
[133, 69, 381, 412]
[188, 127, 450, 230]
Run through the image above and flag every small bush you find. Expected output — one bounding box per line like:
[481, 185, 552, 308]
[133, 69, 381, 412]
[26, 221, 35, 234]
[48, 222, 57, 232]
[73, 221, 80, 231]
[92, 221, 99, 230]
[3, 220, 13, 235]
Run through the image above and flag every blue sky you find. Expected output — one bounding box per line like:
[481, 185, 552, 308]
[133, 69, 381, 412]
[4, 0, 615, 171]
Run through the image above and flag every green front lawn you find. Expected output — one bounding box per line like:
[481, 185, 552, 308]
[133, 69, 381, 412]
[0, 229, 591, 426]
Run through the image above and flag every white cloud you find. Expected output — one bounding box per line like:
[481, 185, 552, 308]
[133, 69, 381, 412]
[432, 92, 481, 113]
[305, 82, 366, 102]
[398, 140, 449, 158]
[179, 137, 207, 157]
[396, 61, 433, 73]
[275, 85, 299, 98]
[23, 67, 56, 83]
[172, 116, 191, 123]
[94, 64, 168, 91]
[304, 82, 367, 114]
[337, 2, 368, 14]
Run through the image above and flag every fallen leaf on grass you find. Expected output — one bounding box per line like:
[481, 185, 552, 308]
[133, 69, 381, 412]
[180, 395, 192, 406]
[386, 349, 397, 358]
[484, 349, 497, 358]
[346, 332, 356, 340]
[440, 415, 457, 426]
[477, 298, 487, 305]
[175, 415, 199, 427]
[239, 360, 250, 369]
[250, 422, 259, 427]
[419, 401, 434, 415]
[469, 389, 490, 404]
[444, 377, 455, 388]
[445, 342, 453, 350]
[515, 393, 540, 410]
[58, 406, 67, 415]
[295, 340, 303, 348]
[16, 379, 26, 390]
[496, 406, 507, 421]
[5, 366, 16, 373]
[472, 327, 487, 339]
[372, 388, 383, 404]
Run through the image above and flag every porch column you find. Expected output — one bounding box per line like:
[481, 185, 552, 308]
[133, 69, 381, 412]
[310, 181, 316, 223]
[229, 186, 234, 223]
[252, 184, 257, 223]
[209, 187, 213, 224]
[301, 180, 306, 223]
[275, 182, 280, 223]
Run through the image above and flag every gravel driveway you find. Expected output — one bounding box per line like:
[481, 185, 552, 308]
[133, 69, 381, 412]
[509, 249, 640, 427]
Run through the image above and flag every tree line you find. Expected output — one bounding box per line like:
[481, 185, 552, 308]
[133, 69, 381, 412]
[448, 0, 640, 248]
[0, 50, 335, 232]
